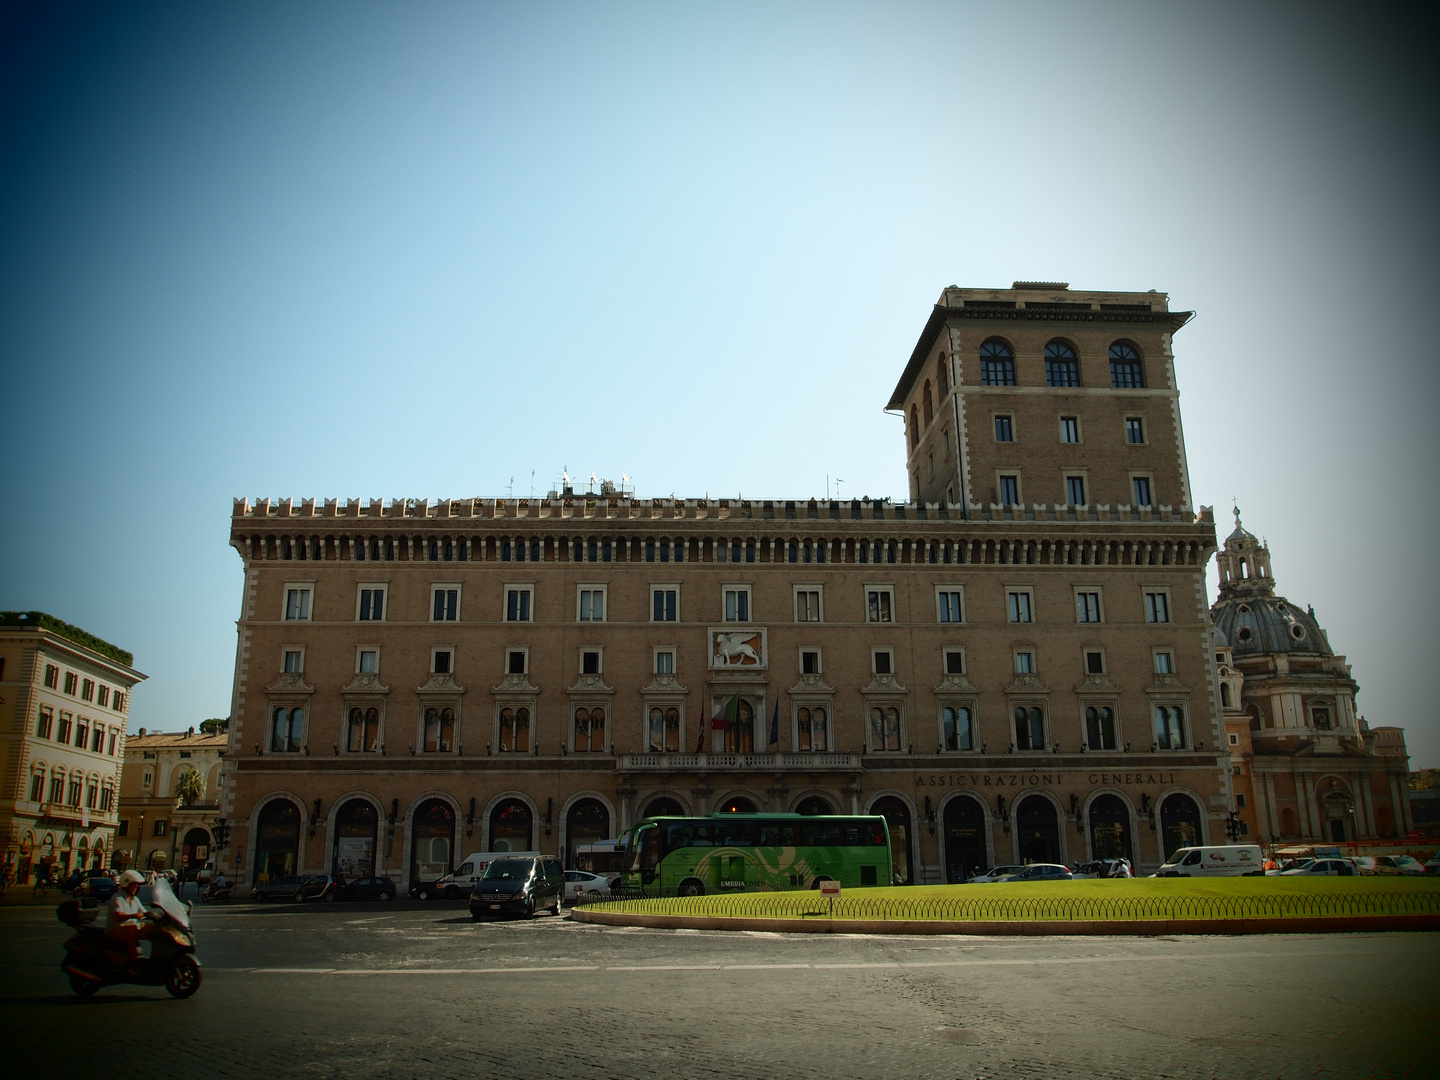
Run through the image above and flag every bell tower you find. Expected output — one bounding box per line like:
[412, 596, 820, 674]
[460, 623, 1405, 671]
[1216, 508, 1273, 600]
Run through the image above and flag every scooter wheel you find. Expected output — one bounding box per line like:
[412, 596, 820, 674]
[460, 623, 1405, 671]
[69, 972, 99, 998]
[165, 955, 202, 998]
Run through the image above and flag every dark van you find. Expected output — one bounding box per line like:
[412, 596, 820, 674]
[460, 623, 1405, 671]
[469, 856, 563, 920]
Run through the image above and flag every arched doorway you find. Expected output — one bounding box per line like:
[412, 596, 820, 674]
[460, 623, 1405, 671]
[641, 796, 684, 819]
[943, 796, 988, 882]
[1088, 795, 1132, 862]
[1160, 793, 1203, 860]
[717, 796, 758, 813]
[181, 827, 211, 878]
[333, 799, 379, 879]
[795, 795, 834, 816]
[565, 798, 610, 867]
[255, 799, 301, 883]
[871, 797, 912, 884]
[490, 799, 533, 852]
[1016, 795, 1060, 864]
[410, 799, 455, 888]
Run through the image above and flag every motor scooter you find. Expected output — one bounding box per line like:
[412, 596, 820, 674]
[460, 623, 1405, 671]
[59, 877, 202, 998]
[199, 880, 232, 903]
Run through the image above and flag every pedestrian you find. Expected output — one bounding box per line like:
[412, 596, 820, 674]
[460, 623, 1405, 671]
[0, 865, 9, 895]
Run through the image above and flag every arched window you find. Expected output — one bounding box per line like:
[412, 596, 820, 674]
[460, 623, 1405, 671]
[937, 354, 948, 395]
[717, 796, 757, 813]
[909, 405, 919, 447]
[980, 339, 1015, 386]
[871, 796, 913, 884]
[943, 795, 987, 882]
[642, 796, 685, 818]
[1161, 793, 1203, 858]
[923, 379, 934, 425]
[723, 699, 755, 753]
[1014, 706, 1045, 750]
[490, 799, 533, 852]
[943, 706, 973, 751]
[101, 781, 115, 812]
[1016, 795, 1060, 864]
[565, 798, 610, 868]
[797, 707, 828, 751]
[423, 707, 455, 753]
[573, 707, 606, 753]
[1044, 340, 1080, 387]
[270, 707, 304, 753]
[68, 774, 83, 806]
[795, 795, 833, 815]
[347, 707, 380, 753]
[1153, 706, 1186, 749]
[870, 707, 902, 751]
[1085, 705, 1116, 750]
[1109, 342, 1145, 388]
[49, 767, 64, 804]
[255, 799, 301, 882]
[333, 799, 378, 878]
[498, 707, 530, 752]
[29, 765, 45, 803]
[411, 799, 455, 887]
[648, 707, 681, 752]
[1088, 794, 1133, 861]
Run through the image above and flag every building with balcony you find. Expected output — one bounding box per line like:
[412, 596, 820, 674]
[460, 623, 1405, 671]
[0, 612, 144, 882]
[116, 727, 227, 873]
[217, 282, 1233, 888]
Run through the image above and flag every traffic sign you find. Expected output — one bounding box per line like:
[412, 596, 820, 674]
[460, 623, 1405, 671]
[819, 879, 841, 898]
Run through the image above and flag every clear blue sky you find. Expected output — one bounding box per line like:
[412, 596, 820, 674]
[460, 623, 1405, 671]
[2, 2, 1435, 766]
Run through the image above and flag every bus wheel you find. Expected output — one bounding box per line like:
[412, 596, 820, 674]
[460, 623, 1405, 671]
[678, 879, 705, 897]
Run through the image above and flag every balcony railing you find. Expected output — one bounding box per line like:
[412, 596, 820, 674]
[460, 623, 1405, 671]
[616, 752, 861, 772]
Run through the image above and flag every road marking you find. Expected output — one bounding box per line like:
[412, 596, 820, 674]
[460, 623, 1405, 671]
[722, 963, 813, 970]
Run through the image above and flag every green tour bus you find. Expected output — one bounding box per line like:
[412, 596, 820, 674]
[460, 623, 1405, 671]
[621, 813, 892, 897]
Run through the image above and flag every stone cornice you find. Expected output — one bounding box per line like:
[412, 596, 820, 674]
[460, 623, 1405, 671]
[415, 673, 465, 696]
[339, 673, 389, 696]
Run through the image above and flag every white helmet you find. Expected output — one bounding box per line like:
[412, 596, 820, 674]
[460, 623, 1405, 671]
[118, 870, 144, 887]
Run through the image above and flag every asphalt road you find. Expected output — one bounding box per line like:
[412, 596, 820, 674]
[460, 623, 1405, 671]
[1, 898, 1435, 1079]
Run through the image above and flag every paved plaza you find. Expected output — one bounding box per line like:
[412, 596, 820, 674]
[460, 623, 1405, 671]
[2, 898, 1434, 1079]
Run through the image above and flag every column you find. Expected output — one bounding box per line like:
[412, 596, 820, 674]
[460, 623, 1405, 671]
[1355, 771, 1373, 837]
[1254, 768, 1273, 841]
[1296, 772, 1315, 839]
[1264, 773, 1279, 841]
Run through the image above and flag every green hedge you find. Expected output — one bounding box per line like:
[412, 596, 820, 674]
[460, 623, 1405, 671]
[0, 611, 134, 667]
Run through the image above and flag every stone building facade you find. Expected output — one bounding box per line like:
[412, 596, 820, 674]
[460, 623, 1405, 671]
[0, 612, 143, 882]
[1213, 519, 1412, 845]
[217, 283, 1231, 887]
[116, 728, 227, 873]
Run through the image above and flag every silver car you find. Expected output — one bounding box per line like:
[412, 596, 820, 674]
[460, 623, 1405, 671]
[968, 865, 1024, 883]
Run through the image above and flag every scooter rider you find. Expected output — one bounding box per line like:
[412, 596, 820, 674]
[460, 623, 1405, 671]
[106, 870, 150, 959]
[203, 871, 228, 901]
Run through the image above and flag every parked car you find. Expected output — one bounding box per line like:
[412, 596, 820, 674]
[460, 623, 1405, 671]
[1349, 856, 1378, 875]
[1426, 851, 1440, 876]
[469, 856, 564, 919]
[251, 874, 310, 902]
[564, 870, 612, 902]
[336, 876, 397, 901]
[409, 879, 441, 900]
[968, 865, 1024, 883]
[76, 871, 118, 902]
[1371, 855, 1426, 876]
[1156, 845, 1265, 877]
[1007, 863, 1074, 882]
[297, 873, 342, 901]
[194, 860, 217, 886]
[1268, 857, 1315, 876]
[1281, 858, 1356, 876]
[1074, 859, 1132, 879]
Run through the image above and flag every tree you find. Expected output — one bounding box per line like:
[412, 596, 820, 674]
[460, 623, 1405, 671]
[174, 768, 205, 807]
[199, 717, 228, 735]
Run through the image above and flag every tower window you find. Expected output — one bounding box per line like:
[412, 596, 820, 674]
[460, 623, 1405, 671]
[1109, 343, 1145, 388]
[980, 340, 1015, 386]
[1044, 341, 1080, 387]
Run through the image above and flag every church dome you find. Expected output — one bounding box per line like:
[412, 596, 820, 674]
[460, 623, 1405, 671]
[1211, 595, 1331, 657]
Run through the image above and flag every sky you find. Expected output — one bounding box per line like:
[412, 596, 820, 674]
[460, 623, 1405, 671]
[2, 2, 1436, 766]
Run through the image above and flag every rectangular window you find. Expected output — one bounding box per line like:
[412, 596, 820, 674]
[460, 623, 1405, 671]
[432, 587, 459, 621]
[92, 725, 104, 752]
[581, 650, 601, 675]
[937, 589, 964, 623]
[75, 718, 89, 747]
[998, 475, 1020, 506]
[507, 649, 528, 675]
[1086, 650, 1104, 674]
[655, 650, 675, 675]
[1313, 707, 1332, 731]
[1228, 732, 1240, 746]
[982, 357, 1015, 386]
[801, 649, 820, 675]
[944, 649, 964, 675]
[1153, 705, 1186, 749]
[117, 819, 129, 838]
[1133, 476, 1153, 507]
[1014, 652, 1034, 674]
[283, 649, 303, 674]
[506, 588, 533, 622]
[872, 649, 893, 675]
[652, 588, 678, 622]
[358, 649, 378, 674]
[724, 587, 751, 622]
[432, 649, 452, 674]
[1111, 357, 1146, 388]
[44, 664, 59, 688]
[1125, 416, 1145, 444]
[358, 587, 385, 621]
[1145, 592, 1171, 624]
[29, 772, 43, 802]
[1046, 357, 1080, 388]
[578, 588, 607, 622]
[795, 589, 821, 622]
[994, 415, 1013, 442]
[284, 587, 312, 621]
[1066, 476, 1086, 506]
[108, 731, 117, 755]
[1236, 793, 1247, 808]
[1007, 590, 1033, 623]
[36, 706, 54, 739]
[866, 588, 894, 623]
[113, 692, 124, 713]
[64, 671, 78, 695]
[1060, 416, 1080, 443]
[1076, 592, 1101, 623]
[154, 820, 168, 837]
[98, 686, 110, 707]
[59, 712, 73, 742]
[1154, 651, 1174, 674]
[81, 678, 95, 701]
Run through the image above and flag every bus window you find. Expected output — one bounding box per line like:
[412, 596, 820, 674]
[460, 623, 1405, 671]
[634, 826, 660, 880]
[869, 824, 886, 846]
[719, 821, 758, 846]
[803, 822, 841, 847]
[758, 824, 795, 846]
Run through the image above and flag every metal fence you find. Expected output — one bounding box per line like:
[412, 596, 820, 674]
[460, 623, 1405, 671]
[582, 887, 1440, 922]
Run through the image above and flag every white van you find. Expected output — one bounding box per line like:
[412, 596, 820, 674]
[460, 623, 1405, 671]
[1156, 844, 1265, 877]
[431, 851, 541, 898]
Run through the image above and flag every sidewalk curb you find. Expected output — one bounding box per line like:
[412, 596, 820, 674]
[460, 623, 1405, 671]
[571, 909, 1440, 935]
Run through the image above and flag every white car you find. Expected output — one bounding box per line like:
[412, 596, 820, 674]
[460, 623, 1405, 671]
[564, 870, 612, 902]
[968, 865, 1024, 883]
[1280, 858, 1357, 876]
